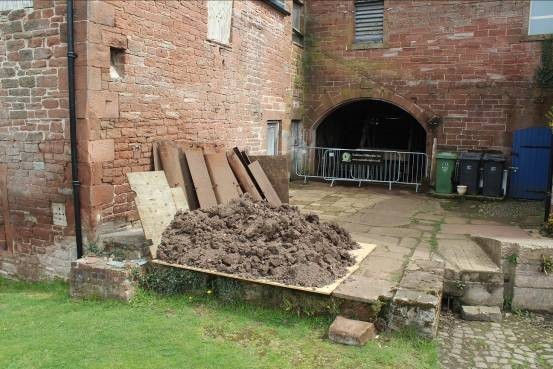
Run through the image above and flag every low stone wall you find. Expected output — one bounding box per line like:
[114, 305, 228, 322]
[69, 257, 145, 302]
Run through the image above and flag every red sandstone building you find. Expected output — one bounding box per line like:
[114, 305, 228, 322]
[0, 0, 551, 279]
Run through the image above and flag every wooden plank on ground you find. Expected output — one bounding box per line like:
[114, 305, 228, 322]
[127, 171, 177, 258]
[227, 151, 263, 201]
[153, 242, 376, 295]
[205, 152, 242, 205]
[248, 161, 282, 206]
[184, 150, 218, 209]
[158, 141, 189, 211]
[152, 141, 161, 171]
[0, 165, 12, 252]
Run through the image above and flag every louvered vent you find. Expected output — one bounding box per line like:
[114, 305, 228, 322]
[355, 0, 384, 43]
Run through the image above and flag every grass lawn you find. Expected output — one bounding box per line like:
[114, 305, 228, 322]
[0, 278, 439, 369]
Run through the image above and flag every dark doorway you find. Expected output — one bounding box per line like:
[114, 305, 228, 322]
[316, 100, 426, 152]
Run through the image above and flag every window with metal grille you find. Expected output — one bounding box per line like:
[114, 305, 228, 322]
[266, 121, 280, 156]
[0, 0, 32, 11]
[529, 0, 553, 35]
[355, 0, 384, 43]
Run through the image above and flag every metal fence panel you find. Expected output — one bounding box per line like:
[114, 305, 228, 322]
[294, 146, 428, 191]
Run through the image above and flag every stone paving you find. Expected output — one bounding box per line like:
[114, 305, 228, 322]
[439, 312, 553, 369]
[289, 181, 553, 367]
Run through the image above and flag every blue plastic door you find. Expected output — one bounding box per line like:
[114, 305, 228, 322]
[509, 127, 553, 200]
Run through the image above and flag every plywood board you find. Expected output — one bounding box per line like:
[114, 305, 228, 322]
[227, 151, 263, 201]
[127, 171, 177, 257]
[170, 187, 188, 211]
[248, 161, 282, 206]
[153, 242, 376, 295]
[205, 152, 243, 205]
[184, 150, 218, 209]
[0, 165, 12, 252]
[158, 141, 189, 211]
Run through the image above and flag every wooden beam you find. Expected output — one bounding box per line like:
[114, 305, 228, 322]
[184, 150, 218, 209]
[205, 152, 242, 205]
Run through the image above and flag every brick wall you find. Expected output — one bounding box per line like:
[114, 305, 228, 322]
[0, 0, 76, 279]
[75, 0, 301, 239]
[304, 0, 551, 153]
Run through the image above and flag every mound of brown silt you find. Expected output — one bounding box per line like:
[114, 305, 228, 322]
[157, 195, 360, 287]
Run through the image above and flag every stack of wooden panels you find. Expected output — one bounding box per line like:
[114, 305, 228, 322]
[152, 141, 282, 211]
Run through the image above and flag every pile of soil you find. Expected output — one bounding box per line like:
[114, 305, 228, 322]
[157, 196, 359, 287]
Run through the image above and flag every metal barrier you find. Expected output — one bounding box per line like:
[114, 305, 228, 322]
[293, 146, 429, 191]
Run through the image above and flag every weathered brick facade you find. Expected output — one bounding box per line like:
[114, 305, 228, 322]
[304, 0, 551, 153]
[0, 0, 76, 279]
[2, 0, 552, 280]
[1, 0, 302, 279]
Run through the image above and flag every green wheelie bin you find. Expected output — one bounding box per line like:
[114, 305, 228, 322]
[435, 152, 458, 193]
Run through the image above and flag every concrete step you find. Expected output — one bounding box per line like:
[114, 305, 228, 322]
[438, 237, 504, 307]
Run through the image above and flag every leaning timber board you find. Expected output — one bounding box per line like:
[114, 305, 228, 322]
[248, 161, 282, 206]
[184, 150, 218, 209]
[127, 171, 177, 258]
[152, 242, 376, 295]
[158, 141, 189, 211]
[204, 152, 242, 205]
[227, 151, 263, 201]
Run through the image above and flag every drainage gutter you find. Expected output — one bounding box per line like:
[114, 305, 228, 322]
[66, 0, 83, 259]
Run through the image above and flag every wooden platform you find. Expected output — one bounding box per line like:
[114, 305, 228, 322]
[152, 242, 376, 295]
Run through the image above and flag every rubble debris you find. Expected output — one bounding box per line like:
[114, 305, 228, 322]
[157, 195, 359, 287]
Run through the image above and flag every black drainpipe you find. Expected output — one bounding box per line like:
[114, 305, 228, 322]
[66, 0, 83, 259]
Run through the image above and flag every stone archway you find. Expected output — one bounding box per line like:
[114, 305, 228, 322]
[305, 83, 439, 154]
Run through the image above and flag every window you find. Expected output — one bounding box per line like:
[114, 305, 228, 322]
[292, 0, 305, 46]
[529, 0, 553, 35]
[266, 121, 280, 155]
[0, 0, 32, 11]
[354, 0, 384, 43]
[110, 47, 125, 80]
[207, 0, 233, 45]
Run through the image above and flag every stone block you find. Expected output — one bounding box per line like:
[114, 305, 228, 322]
[69, 257, 144, 302]
[88, 91, 119, 119]
[102, 31, 128, 49]
[512, 287, 553, 313]
[328, 316, 377, 346]
[389, 288, 442, 339]
[461, 305, 502, 322]
[457, 281, 504, 307]
[97, 228, 150, 259]
[86, 139, 115, 163]
[88, 1, 115, 26]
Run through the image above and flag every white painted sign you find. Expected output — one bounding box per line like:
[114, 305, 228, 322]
[52, 203, 67, 227]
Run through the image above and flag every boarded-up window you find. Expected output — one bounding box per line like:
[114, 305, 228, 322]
[0, 0, 32, 11]
[267, 121, 280, 156]
[355, 0, 384, 43]
[529, 0, 553, 35]
[207, 0, 233, 45]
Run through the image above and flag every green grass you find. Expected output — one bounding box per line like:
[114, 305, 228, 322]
[0, 278, 439, 369]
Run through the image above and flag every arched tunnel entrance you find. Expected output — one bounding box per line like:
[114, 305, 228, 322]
[315, 99, 427, 152]
[299, 99, 429, 190]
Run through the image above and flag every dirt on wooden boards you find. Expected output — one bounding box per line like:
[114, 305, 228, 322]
[157, 196, 360, 288]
